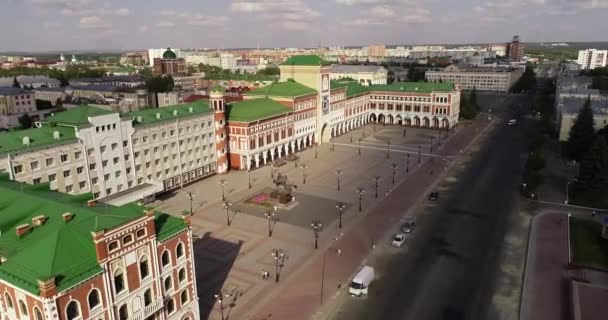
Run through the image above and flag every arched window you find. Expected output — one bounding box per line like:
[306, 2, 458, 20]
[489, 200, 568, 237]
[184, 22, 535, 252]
[5, 293, 13, 309]
[66, 301, 80, 320]
[176, 243, 184, 259]
[178, 268, 186, 283]
[114, 269, 125, 294]
[166, 299, 175, 314]
[139, 256, 150, 279]
[144, 289, 152, 307]
[34, 307, 43, 320]
[180, 290, 188, 305]
[164, 276, 172, 291]
[161, 250, 170, 267]
[118, 304, 128, 320]
[88, 289, 100, 310]
[19, 300, 28, 316]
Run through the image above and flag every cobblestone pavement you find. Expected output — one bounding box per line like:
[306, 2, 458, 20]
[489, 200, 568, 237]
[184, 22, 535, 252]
[149, 120, 485, 320]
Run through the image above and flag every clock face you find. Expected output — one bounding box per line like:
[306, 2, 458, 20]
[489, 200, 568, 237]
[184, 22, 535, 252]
[322, 96, 329, 115]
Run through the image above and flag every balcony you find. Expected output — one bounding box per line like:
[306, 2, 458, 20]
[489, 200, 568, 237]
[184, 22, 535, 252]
[130, 299, 164, 320]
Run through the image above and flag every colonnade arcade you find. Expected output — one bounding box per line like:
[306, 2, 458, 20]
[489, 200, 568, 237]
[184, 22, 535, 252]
[243, 134, 315, 170]
[369, 112, 451, 129]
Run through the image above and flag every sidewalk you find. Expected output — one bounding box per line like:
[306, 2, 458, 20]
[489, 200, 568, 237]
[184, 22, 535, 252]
[243, 116, 492, 320]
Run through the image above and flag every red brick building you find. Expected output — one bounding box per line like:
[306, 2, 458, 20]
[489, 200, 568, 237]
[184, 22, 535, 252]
[153, 49, 186, 77]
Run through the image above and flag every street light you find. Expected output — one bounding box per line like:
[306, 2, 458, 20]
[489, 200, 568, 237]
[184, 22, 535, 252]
[406, 154, 411, 173]
[300, 163, 307, 185]
[336, 203, 347, 229]
[272, 249, 286, 283]
[418, 145, 422, 164]
[218, 179, 227, 201]
[373, 176, 382, 199]
[265, 206, 278, 237]
[391, 163, 398, 185]
[430, 136, 435, 153]
[335, 169, 343, 191]
[311, 220, 322, 249]
[223, 201, 232, 226]
[247, 169, 252, 189]
[186, 192, 194, 216]
[356, 187, 365, 212]
[566, 181, 574, 204]
[214, 291, 231, 320]
[386, 140, 391, 159]
[358, 138, 362, 156]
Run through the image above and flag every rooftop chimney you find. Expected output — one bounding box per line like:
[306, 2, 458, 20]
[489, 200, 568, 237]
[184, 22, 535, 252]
[62, 212, 74, 222]
[173, 110, 178, 116]
[53, 131, 60, 140]
[22, 136, 30, 146]
[32, 215, 48, 227]
[16, 224, 31, 236]
[156, 113, 161, 119]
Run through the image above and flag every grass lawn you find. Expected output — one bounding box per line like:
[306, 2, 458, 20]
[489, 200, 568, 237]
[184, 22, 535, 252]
[569, 216, 608, 269]
[570, 188, 608, 210]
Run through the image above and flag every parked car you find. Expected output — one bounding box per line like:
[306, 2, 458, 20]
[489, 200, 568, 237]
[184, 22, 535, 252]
[400, 221, 416, 233]
[428, 192, 439, 201]
[508, 119, 518, 126]
[349, 266, 375, 297]
[391, 234, 406, 247]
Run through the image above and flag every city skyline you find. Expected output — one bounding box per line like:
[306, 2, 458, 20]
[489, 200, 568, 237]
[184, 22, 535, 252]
[2, 0, 608, 51]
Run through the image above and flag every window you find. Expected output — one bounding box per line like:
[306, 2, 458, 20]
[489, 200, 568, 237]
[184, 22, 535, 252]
[144, 289, 152, 306]
[113, 157, 119, 164]
[33, 178, 41, 184]
[13, 165, 23, 174]
[92, 177, 98, 185]
[34, 307, 43, 320]
[111, 143, 118, 150]
[164, 276, 172, 291]
[61, 154, 68, 162]
[66, 185, 73, 193]
[88, 289, 100, 310]
[19, 300, 28, 316]
[108, 241, 119, 251]
[118, 304, 128, 320]
[140, 256, 150, 279]
[74, 151, 82, 159]
[89, 163, 96, 170]
[87, 148, 94, 156]
[31, 161, 39, 170]
[166, 299, 175, 314]
[176, 243, 184, 259]
[114, 269, 125, 294]
[104, 174, 110, 181]
[123, 234, 133, 244]
[100, 146, 106, 153]
[66, 301, 80, 320]
[178, 268, 186, 283]
[102, 160, 108, 167]
[180, 290, 189, 305]
[46, 158, 54, 166]
[79, 181, 86, 189]
[161, 250, 170, 267]
[48, 173, 56, 182]
[77, 166, 84, 174]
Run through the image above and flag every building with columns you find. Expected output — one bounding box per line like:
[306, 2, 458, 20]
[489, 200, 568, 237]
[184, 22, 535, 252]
[0, 178, 200, 320]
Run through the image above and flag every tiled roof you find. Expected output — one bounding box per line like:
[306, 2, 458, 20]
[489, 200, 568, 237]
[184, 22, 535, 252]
[0, 177, 186, 295]
[227, 98, 291, 122]
[44, 105, 113, 126]
[128, 100, 212, 126]
[281, 55, 330, 66]
[0, 126, 77, 155]
[246, 81, 317, 98]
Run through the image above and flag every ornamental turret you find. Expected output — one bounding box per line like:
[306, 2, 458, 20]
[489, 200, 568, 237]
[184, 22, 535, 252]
[210, 86, 228, 174]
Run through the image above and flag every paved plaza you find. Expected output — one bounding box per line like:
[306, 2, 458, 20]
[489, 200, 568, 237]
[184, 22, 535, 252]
[150, 122, 474, 320]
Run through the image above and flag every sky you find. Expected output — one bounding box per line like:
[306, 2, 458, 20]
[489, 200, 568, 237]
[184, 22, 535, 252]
[2, 0, 608, 52]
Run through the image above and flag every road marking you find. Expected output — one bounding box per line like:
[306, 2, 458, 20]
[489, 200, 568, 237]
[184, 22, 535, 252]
[332, 142, 451, 158]
[532, 199, 608, 212]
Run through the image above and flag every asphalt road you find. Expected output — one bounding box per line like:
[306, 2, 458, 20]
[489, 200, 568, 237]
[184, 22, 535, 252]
[331, 95, 532, 320]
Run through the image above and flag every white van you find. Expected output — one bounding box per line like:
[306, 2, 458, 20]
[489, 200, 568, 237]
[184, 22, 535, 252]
[349, 266, 375, 297]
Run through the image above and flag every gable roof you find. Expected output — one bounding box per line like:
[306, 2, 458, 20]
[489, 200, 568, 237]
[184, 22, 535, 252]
[246, 81, 317, 98]
[281, 55, 330, 66]
[44, 105, 113, 126]
[127, 100, 212, 127]
[227, 98, 292, 122]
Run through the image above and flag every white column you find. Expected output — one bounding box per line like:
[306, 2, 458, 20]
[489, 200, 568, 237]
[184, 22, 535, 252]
[277, 146, 283, 158]
[270, 148, 275, 161]
[284, 143, 289, 156]
[262, 152, 268, 165]
[290, 141, 296, 153]
[255, 154, 260, 168]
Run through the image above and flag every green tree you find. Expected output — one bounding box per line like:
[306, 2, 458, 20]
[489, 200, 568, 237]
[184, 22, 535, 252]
[387, 70, 395, 84]
[576, 136, 608, 191]
[567, 97, 596, 161]
[511, 66, 537, 93]
[145, 75, 174, 93]
[12, 77, 20, 88]
[18, 113, 33, 129]
[55, 98, 63, 107]
[257, 67, 280, 76]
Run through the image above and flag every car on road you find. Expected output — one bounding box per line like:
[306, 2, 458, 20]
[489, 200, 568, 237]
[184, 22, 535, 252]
[428, 192, 439, 201]
[400, 221, 416, 233]
[391, 234, 406, 247]
[508, 119, 518, 126]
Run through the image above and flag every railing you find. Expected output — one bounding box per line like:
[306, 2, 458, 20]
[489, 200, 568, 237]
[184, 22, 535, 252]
[130, 299, 164, 320]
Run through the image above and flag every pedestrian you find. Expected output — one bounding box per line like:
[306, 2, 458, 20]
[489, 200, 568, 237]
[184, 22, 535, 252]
[592, 211, 597, 218]
[262, 270, 268, 280]
[338, 281, 342, 288]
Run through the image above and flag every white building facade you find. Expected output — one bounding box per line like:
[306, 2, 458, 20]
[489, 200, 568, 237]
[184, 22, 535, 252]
[577, 49, 608, 70]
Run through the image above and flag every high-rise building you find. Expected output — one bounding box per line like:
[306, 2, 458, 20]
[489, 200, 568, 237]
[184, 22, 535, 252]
[367, 45, 386, 59]
[577, 49, 608, 70]
[153, 48, 186, 77]
[506, 35, 525, 62]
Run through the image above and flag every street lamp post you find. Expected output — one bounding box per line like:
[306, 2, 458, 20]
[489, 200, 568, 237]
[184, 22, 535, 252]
[265, 206, 278, 237]
[430, 136, 435, 153]
[272, 249, 286, 283]
[218, 179, 226, 201]
[386, 140, 391, 159]
[418, 145, 422, 164]
[358, 139, 362, 156]
[301, 164, 307, 185]
[406, 154, 411, 173]
[223, 201, 232, 226]
[247, 170, 252, 189]
[330, 138, 335, 152]
[186, 192, 194, 216]
[391, 163, 398, 185]
[336, 203, 347, 229]
[335, 169, 343, 191]
[565, 181, 573, 204]
[374, 176, 382, 199]
[214, 291, 230, 320]
[403, 128, 407, 137]
[315, 144, 318, 159]
[294, 158, 299, 169]
[311, 220, 322, 249]
[356, 187, 365, 212]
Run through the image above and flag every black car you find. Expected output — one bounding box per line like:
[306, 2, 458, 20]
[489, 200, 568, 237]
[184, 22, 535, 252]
[400, 221, 416, 233]
[428, 192, 439, 201]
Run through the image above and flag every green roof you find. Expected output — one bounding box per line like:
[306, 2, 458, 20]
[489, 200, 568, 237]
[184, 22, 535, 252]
[128, 100, 212, 127]
[246, 81, 317, 98]
[281, 55, 330, 66]
[163, 48, 177, 59]
[370, 81, 455, 93]
[0, 176, 186, 295]
[227, 98, 292, 122]
[205, 74, 276, 81]
[45, 105, 113, 126]
[0, 126, 77, 155]
[331, 80, 370, 97]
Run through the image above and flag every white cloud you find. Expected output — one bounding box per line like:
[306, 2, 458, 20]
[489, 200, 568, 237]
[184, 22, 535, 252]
[231, 0, 320, 22]
[157, 21, 176, 28]
[335, 0, 387, 5]
[369, 5, 396, 18]
[283, 21, 309, 30]
[159, 10, 177, 16]
[114, 8, 129, 16]
[79, 15, 107, 29]
[156, 11, 228, 27]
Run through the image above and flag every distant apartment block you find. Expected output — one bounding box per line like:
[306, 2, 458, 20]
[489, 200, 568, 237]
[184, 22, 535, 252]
[0, 75, 61, 89]
[329, 65, 388, 86]
[425, 64, 524, 92]
[506, 35, 525, 62]
[577, 49, 608, 70]
[153, 49, 186, 77]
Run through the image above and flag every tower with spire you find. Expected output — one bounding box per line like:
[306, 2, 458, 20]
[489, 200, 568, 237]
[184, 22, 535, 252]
[209, 86, 229, 174]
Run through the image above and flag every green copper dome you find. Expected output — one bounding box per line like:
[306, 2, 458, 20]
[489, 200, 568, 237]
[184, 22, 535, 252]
[163, 48, 177, 59]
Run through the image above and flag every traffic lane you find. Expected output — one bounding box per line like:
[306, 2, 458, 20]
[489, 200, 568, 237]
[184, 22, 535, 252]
[334, 103, 532, 320]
